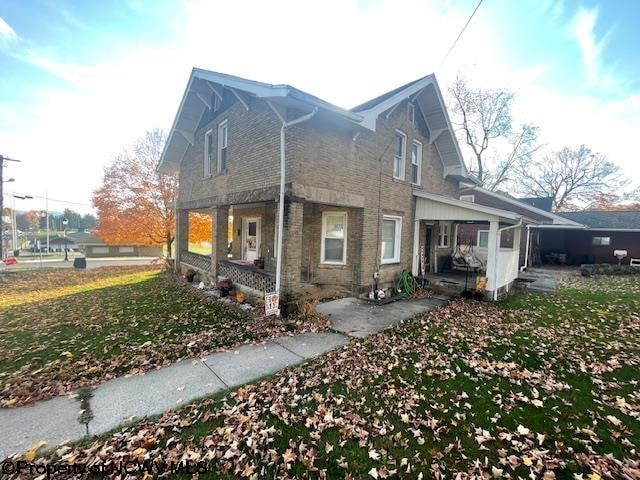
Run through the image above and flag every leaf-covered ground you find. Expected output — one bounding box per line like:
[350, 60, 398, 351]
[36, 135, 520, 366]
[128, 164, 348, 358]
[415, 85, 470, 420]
[0, 267, 325, 407]
[8, 275, 640, 479]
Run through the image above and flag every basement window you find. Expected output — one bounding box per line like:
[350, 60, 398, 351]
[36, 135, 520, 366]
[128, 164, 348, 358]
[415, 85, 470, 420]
[321, 212, 347, 264]
[592, 236, 611, 246]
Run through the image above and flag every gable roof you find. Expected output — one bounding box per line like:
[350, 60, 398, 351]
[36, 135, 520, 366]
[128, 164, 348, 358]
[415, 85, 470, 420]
[518, 197, 554, 212]
[158, 69, 471, 183]
[556, 210, 640, 230]
[460, 184, 582, 226]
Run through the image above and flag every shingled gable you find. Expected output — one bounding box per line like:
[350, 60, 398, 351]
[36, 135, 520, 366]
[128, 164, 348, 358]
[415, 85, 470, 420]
[158, 69, 471, 183]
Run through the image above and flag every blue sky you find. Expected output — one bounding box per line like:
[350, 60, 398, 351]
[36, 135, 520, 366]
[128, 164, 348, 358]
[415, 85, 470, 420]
[1, 0, 639, 213]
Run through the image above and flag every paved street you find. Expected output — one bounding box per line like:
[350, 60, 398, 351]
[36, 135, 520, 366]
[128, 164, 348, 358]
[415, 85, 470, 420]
[1, 256, 160, 270]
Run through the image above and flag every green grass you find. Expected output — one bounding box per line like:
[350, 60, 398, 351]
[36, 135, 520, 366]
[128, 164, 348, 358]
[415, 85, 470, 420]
[36, 275, 640, 478]
[0, 266, 278, 406]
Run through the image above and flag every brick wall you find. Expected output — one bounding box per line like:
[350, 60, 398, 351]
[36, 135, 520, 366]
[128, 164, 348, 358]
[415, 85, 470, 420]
[178, 96, 463, 294]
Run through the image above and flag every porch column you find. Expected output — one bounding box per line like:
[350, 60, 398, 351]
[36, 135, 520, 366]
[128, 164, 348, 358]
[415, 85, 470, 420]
[485, 220, 500, 300]
[175, 208, 188, 271]
[211, 206, 229, 281]
[280, 200, 304, 294]
[513, 224, 522, 269]
[412, 219, 420, 275]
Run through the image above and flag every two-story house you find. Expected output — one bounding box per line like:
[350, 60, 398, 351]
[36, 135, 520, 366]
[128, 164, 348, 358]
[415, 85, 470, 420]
[158, 69, 526, 301]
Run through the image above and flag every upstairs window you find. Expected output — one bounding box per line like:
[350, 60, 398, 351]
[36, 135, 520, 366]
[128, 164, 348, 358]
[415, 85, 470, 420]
[217, 120, 228, 171]
[438, 223, 450, 247]
[321, 212, 347, 264]
[411, 140, 422, 185]
[408, 103, 415, 124]
[393, 130, 406, 180]
[204, 129, 214, 177]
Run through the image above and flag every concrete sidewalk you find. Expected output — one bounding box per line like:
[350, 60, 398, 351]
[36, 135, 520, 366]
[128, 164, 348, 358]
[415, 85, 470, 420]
[317, 296, 448, 338]
[0, 332, 348, 458]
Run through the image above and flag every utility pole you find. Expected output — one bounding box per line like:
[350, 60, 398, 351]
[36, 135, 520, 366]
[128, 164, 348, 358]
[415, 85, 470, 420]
[0, 154, 21, 259]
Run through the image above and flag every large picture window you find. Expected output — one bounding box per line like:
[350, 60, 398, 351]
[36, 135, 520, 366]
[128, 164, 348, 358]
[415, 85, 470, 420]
[381, 215, 402, 264]
[217, 120, 228, 171]
[393, 130, 406, 180]
[321, 212, 347, 264]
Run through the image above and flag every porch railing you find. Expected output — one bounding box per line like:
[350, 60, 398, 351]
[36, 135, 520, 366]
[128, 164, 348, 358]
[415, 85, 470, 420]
[218, 260, 276, 294]
[180, 251, 212, 273]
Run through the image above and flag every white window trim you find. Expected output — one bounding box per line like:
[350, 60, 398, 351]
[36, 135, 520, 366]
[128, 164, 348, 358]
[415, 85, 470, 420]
[381, 215, 402, 264]
[204, 129, 213, 177]
[437, 223, 450, 248]
[393, 130, 406, 180]
[411, 140, 422, 186]
[217, 120, 228, 172]
[460, 194, 475, 203]
[321, 211, 348, 265]
[408, 103, 415, 124]
[477, 230, 489, 250]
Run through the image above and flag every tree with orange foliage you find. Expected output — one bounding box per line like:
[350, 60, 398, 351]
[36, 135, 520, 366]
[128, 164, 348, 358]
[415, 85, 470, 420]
[189, 212, 212, 244]
[93, 129, 178, 256]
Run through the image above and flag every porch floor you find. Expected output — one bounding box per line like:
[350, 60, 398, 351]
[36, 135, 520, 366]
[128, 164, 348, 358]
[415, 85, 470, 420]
[423, 271, 479, 291]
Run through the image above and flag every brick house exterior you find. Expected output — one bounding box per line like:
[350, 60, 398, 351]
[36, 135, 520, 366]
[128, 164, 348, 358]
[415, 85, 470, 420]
[159, 69, 526, 300]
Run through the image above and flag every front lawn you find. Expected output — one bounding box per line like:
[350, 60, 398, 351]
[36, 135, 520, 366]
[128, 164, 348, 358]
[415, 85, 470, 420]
[0, 266, 321, 407]
[18, 275, 640, 479]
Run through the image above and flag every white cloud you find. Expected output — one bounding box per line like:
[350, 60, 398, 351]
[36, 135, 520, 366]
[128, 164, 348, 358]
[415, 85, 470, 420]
[0, 16, 18, 41]
[571, 8, 601, 83]
[0, 0, 638, 214]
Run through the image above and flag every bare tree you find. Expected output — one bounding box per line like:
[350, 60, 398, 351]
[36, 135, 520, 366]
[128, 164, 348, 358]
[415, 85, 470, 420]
[516, 145, 628, 211]
[449, 75, 539, 190]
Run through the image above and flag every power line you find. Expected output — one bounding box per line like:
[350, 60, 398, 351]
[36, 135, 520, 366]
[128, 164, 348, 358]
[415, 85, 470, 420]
[4, 192, 92, 207]
[439, 0, 485, 69]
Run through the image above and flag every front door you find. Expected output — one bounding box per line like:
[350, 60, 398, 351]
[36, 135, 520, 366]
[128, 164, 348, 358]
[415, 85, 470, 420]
[243, 218, 260, 261]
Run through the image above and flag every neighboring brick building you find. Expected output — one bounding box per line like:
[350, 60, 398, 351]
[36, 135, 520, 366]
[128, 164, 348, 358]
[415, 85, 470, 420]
[159, 69, 527, 300]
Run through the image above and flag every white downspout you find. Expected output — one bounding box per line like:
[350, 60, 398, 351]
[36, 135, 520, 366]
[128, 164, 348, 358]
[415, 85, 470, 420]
[268, 104, 318, 297]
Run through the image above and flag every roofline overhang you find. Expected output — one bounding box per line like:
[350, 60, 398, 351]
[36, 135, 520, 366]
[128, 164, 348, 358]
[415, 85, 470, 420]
[459, 183, 583, 226]
[413, 189, 523, 223]
[530, 224, 640, 232]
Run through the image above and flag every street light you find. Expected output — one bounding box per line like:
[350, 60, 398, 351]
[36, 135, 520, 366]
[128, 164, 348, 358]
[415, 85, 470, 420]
[62, 217, 69, 261]
[11, 194, 33, 255]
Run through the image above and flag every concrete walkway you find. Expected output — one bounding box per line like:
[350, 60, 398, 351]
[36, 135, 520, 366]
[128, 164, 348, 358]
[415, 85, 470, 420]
[0, 332, 347, 458]
[317, 296, 448, 338]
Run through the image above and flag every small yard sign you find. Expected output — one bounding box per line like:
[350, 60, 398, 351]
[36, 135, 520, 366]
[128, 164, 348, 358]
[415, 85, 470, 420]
[264, 292, 280, 316]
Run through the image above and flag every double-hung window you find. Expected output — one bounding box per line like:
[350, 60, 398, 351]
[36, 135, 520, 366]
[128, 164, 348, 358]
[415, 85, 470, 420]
[478, 231, 489, 249]
[393, 130, 406, 180]
[408, 103, 415, 124]
[438, 223, 450, 248]
[217, 120, 228, 171]
[411, 140, 422, 185]
[381, 215, 402, 264]
[321, 212, 347, 264]
[204, 129, 214, 177]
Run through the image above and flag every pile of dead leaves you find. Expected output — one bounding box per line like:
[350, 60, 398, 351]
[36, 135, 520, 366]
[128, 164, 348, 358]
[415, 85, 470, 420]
[0, 267, 327, 408]
[5, 276, 640, 479]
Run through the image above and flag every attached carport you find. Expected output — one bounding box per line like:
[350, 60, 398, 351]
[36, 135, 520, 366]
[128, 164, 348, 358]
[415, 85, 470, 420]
[412, 191, 524, 300]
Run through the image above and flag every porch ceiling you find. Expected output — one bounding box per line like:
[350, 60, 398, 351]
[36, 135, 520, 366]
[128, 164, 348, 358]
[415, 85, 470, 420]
[414, 190, 521, 224]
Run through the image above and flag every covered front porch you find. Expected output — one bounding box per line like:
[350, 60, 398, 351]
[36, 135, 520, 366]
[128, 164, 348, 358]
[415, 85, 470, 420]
[412, 191, 523, 300]
[175, 189, 365, 296]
